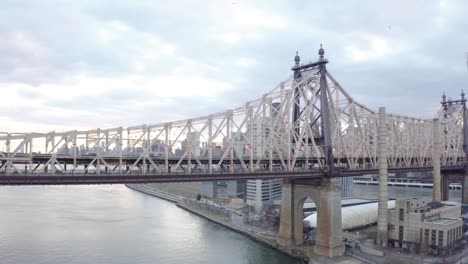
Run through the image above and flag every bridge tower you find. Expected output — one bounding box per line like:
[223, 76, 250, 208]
[278, 45, 344, 257]
[440, 92, 468, 203]
[462, 91, 468, 204]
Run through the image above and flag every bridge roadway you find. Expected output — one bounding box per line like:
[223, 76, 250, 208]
[0, 164, 464, 185]
[2, 153, 462, 168]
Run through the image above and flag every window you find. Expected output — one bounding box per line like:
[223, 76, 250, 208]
[431, 230, 436, 245]
[424, 229, 429, 243]
[438, 231, 443, 246]
[399, 208, 404, 221]
[398, 226, 404, 241]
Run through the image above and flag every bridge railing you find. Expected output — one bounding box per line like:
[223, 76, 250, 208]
[0, 167, 320, 177]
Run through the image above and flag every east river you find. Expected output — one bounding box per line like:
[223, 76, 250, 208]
[0, 185, 300, 264]
[0, 184, 462, 264]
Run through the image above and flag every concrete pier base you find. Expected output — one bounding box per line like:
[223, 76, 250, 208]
[278, 180, 321, 247]
[441, 175, 450, 201]
[314, 177, 345, 257]
[463, 174, 468, 204]
[278, 181, 295, 247]
[278, 178, 344, 258]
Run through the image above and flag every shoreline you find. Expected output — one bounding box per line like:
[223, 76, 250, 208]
[126, 184, 183, 203]
[125, 184, 308, 262]
[175, 202, 307, 261]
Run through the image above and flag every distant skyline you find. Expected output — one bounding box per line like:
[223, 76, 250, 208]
[0, 0, 467, 132]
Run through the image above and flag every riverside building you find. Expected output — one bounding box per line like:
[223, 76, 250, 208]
[246, 179, 282, 213]
[246, 103, 284, 213]
[388, 198, 463, 255]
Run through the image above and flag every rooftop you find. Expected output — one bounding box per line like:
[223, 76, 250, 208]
[428, 201, 443, 209]
[426, 217, 460, 225]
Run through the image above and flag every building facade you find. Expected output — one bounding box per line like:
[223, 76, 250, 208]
[200, 180, 246, 199]
[200, 181, 217, 198]
[245, 103, 285, 213]
[227, 180, 246, 198]
[246, 179, 282, 213]
[388, 198, 463, 255]
[341, 177, 352, 198]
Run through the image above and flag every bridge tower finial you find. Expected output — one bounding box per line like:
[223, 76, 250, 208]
[293, 51, 302, 79]
[294, 51, 300, 67]
[461, 90, 466, 103]
[318, 44, 325, 61]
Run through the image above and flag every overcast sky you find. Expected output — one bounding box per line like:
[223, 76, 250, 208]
[0, 0, 467, 132]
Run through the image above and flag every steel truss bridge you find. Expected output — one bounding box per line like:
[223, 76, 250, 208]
[0, 46, 466, 185]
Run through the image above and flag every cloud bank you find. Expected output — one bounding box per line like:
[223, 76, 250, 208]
[0, 0, 467, 132]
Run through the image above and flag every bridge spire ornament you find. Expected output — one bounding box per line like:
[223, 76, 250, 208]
[318, 43, 325, 61]
[293, 51, 302, 79]
[442, 92, 447, 110]
[294, 51, 300, 66]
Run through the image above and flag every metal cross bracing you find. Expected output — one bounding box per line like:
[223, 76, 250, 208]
[0, 45, 465, 185]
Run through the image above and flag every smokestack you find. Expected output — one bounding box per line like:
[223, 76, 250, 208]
[433, 119, 441, 202]
[376, 107, 388, 247]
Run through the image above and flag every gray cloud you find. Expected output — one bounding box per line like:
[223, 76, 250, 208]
[0, 0, 467, 132]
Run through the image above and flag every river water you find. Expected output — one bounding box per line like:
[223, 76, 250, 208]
[0, 184, 462, 264]
[0, 185, 300, 264]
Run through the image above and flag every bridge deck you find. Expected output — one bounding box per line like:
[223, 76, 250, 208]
[0, 165, 463, 185]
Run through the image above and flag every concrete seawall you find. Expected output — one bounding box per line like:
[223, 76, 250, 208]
[127, 184, 373, 263]
[175, 202, 307, 261]
[126, 184, 306, 261]
[125, 184, 183, 203]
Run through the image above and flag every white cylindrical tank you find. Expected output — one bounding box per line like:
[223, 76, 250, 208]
[304, 200, 395, 230]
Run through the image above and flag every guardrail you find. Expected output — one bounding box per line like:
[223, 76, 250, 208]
[0, 164, 464, 186]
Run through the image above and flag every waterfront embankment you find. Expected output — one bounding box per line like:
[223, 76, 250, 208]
[126, 184, 366, 264]
[126, 184, 307, 261]
[126, 184, 183, 203]
[175, 202, 307, 260]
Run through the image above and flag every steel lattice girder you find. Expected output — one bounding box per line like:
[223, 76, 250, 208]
[0, 67, 464, 175]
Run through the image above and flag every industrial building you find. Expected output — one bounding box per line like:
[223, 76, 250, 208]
[388, 198, 463, 255]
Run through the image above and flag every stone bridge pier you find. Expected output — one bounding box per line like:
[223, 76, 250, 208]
[440, 173, 468, 202]
[463, 174, 468, 204]
[277, 177, 344, 257]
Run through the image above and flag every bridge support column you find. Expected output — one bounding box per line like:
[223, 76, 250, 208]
[314, 177, 345, 257]
[376, 107, 388, 247]
[463, 175, 468, 204]
[278, 180, 295, 246]
[278, 179, 343, 257]
[441, 174, 450, 201]
[432, 118, 441, 202]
